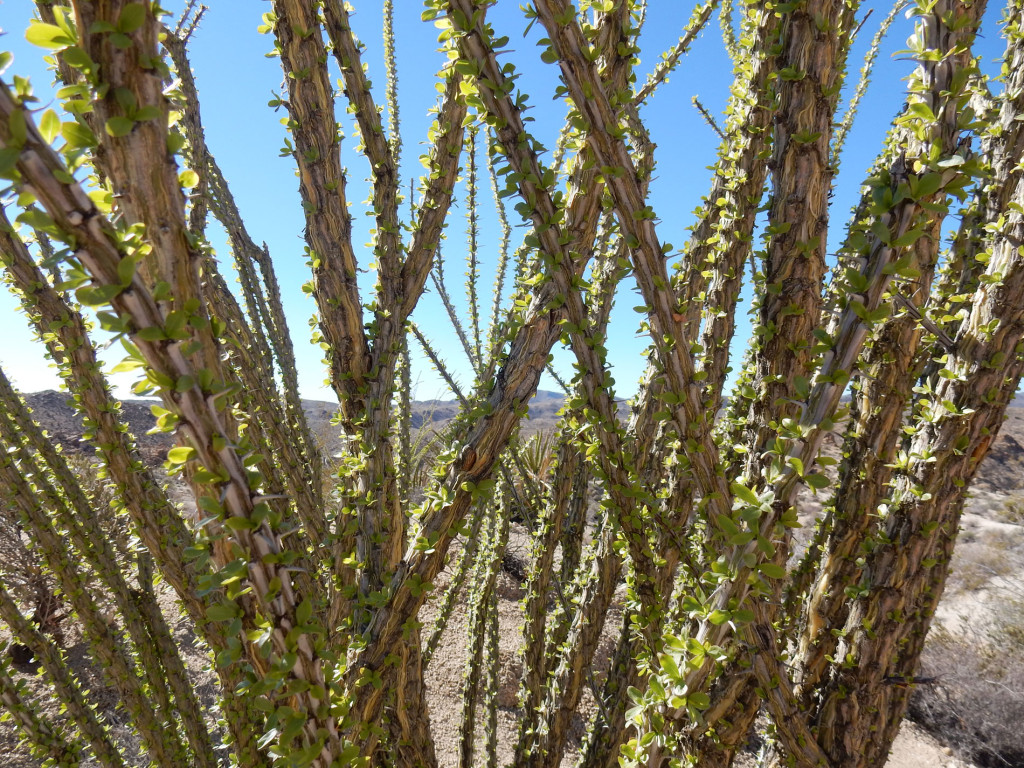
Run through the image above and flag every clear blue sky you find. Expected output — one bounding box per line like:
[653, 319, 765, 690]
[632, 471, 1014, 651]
[0, 1, 1011, 403]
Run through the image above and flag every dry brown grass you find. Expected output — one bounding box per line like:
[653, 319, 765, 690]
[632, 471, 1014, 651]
[911, 591, 1024, 767]
[997, 494, 1024, 526]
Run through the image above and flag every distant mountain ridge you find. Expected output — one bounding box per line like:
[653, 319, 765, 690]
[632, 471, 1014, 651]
[18, 389, 1024, 495]
[18, 388, 571, 460]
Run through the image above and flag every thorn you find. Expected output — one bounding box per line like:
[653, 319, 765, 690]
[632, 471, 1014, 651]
[691, 95, 726, 141]
[172, 0, 199, 37]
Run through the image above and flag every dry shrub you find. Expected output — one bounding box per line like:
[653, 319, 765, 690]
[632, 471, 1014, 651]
[954, 543, 1019, 592]
[0, 509, 66, 658]
[0, 452, 138, 665]
[910, 600, 1024, 767]
[998, 494, 1024, 525]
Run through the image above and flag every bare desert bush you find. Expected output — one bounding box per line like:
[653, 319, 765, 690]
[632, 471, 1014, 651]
[0, 449, 143, 669]
[998, 494, 1024, 525]
[911, 596, 1024, 767]
[0, 511, 64, 656]
[954, 540, 1021, 592]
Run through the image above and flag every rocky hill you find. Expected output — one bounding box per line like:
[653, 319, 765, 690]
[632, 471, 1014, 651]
[20, 388, 574, 462]
[20, 389, 1024, 496]
[21, 389, 175, 463]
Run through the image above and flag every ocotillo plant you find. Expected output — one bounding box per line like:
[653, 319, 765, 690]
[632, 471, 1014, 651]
[0, 1, 1023, 767]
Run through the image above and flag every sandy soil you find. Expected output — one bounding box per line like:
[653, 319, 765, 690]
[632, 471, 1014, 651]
[0, 506, 1011, 768]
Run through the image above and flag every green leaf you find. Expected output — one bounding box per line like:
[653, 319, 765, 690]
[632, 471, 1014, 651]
[659, 653, 680, 681]
[907, 101, 935, 122]
[891, 229, 925, 248]
[136, 326, 166, 342]
[117, 256, 138, 287]
[296, 599, 313, 626]
[870, 218, 891, 245]
[731, 608, 755, 624]
[167, 446, 196, 465]
[134, 105, 160, 122]
[105, 116, 135, 137]
[179, 169, 200, 189]
[117, 3, 148, 33]
[759, 562, 787, 579]
[197, 496, 224, 515]
[0, 147, 19, 177]
[730, 481, 760, 507]
[688, 692, 710, 710]
[8, 109, 27, 147]
[166, 129, 186, 154]
[805, 472, 829, 490]
[715, 514, 739, 536]
[109, 32, 133, 50]
[39, 110, 60, 144]
[224, 516, 256, 531]
[109, 357, 146, 374]
[912, 172, 943, 200]
[62, 120, 97, 149]
[708, 609, 730, 625]
[17, 207, 55, 233]
[76, 283, 121, 306]
[206, 602, 238, 622]
[25, 22, 75, 50]
[113, 87, 137, 113]
[89, 21, 117, 35]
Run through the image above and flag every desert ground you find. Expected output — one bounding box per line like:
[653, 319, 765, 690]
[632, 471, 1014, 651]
[1, 390, 1021, 767]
